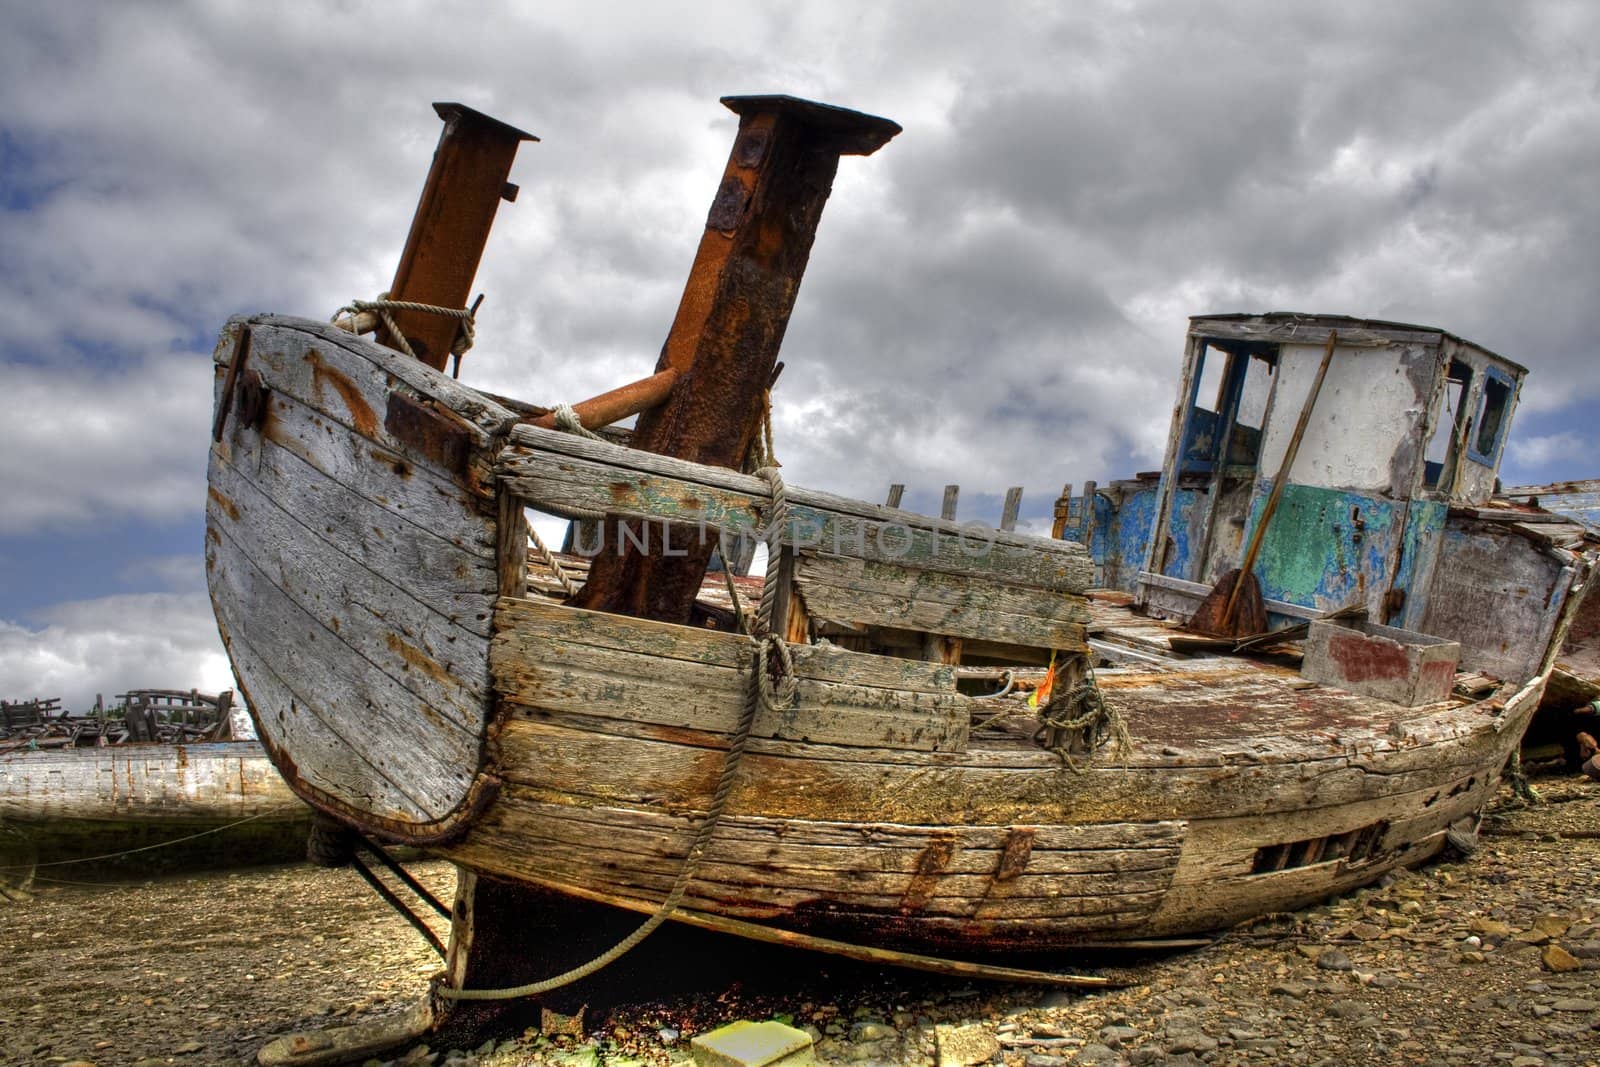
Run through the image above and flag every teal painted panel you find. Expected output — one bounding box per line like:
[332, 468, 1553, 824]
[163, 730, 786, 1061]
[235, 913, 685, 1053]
[1245, 482, 1403, 612]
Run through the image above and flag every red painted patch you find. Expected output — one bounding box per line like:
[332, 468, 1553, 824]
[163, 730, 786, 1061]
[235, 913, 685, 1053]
[1326, 631, 1409, 683]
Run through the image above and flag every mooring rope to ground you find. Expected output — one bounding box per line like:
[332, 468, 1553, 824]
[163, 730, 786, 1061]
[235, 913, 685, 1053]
[436, 468, 794, 1001]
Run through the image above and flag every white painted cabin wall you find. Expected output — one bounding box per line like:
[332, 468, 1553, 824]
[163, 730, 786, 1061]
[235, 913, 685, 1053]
[1258, 343, 1421, 492]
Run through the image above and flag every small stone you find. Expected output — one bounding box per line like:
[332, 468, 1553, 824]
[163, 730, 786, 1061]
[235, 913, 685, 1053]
[1532, 915, 1569, 938]
[1461, 950, 1486, 963]
[1350, 922, 1385, 941]
[1541, 945, 1582, 973]
[1550, 998, 1599, 1012]
[173, 1043, 204, 1056]
[1269, 981, 1311, 998]
[1571, 941, 1600, 959]
[1469, 918, 1513, 939]
[848, 1022, 894, 1043]
[1510, 1058, 1543, 1067]
[1097, 1024, 1138, 1048]
[1072, 1044, 1118, 1066]
[934, 1023, 1000, 1067]
[1317, 949, 1354, 972]
[1165, 1032, 1218, 1055]
[1025, 1056, 1068, 1067]
[659, 1028, 681, 1045]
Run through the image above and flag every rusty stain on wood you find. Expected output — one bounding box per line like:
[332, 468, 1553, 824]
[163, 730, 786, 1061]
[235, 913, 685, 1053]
[898, 832, 956, 914]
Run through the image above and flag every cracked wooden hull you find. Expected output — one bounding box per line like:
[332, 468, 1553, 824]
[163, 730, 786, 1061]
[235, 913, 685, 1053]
[207, 314, 1580, 955]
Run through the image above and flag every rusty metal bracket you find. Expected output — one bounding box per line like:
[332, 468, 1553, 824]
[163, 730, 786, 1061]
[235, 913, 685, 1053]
[212, 326, 253, 442]
[385, 392, 471, 477]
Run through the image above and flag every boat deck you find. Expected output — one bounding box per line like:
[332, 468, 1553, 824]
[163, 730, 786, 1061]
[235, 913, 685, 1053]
[524, 550, 1503, 763]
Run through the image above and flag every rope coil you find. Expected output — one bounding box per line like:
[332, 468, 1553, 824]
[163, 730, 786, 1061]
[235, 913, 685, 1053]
[331, 294, 477, 367]
[1035, 660, 1130, 771]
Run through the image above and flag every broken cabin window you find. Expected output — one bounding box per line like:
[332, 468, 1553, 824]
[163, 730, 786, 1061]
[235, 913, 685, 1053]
[1423, 361, 1472, 490]
[1180, 343, 1228, 471]
[1226, 354, 1274, 465]
[1469, 368, 1514, 465]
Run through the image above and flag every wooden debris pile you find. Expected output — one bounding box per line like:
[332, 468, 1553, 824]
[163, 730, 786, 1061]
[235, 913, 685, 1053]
[0, 689, 238, 749]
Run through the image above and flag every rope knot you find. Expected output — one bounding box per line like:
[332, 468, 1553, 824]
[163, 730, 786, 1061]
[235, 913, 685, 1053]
[754, 633, 798, 713]
[331, 293, 478, 370]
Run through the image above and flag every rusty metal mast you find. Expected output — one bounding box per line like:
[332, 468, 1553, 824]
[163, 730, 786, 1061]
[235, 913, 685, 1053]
[573, 94, 900, 623]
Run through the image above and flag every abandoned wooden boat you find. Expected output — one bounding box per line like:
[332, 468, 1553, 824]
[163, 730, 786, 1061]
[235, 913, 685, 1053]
[0, 691, 310, 876]
[205, 98, 1595, 1006]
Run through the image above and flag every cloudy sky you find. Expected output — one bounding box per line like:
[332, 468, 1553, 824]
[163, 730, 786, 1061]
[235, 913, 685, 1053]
[2, 1, 1596, 709]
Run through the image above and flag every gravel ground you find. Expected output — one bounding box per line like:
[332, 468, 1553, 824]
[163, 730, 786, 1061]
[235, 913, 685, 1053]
[1, 773, 1595, 1067]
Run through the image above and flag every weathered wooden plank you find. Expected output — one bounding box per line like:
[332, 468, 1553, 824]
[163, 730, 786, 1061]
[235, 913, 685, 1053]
[449, 821, 1170, 919]
[498, 425, 1092, 592]
[256, 382, 497, 563]
[209, 597, 431, 822]
[206, 513, 479, 822]
[220, 435, 497, 637]
[492, 598, 967, 752]
[796, 554, 1089, 650]
[494, 644, 965, 752]
[208, 457, 489, 722]
[1190, 319, 1441, 348]
[469, 796, 1182, 876]
[491, 706, 1520, 828]
[477, 829, 1172, 900]
[494, 597, 957, 696]
[1000, 487, 1023, 532]
[218, 315, 516, 443]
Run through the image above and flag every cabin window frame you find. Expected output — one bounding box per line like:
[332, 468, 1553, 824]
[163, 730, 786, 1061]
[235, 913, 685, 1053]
[1422, 359, 1474, 494]
[1466, 365, 1515, 468]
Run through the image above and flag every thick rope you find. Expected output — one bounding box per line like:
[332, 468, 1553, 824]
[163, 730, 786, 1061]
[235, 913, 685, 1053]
[436, 633, 785, 1001]
[436, 471, 798, 1002]
[526, 518, 579, 599]
[1035, 660, 1130, 771]
[742, 390, 779, 473]
[721, 558, 748, 635]
[754, 466, 787, 637]
[332, 294, 476, 364]
[552, 402, 605, 441]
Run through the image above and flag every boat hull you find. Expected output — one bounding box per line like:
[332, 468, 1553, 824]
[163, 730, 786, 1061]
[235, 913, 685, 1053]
[441, 596, 1544, 951]
[0, 741, 311, 875]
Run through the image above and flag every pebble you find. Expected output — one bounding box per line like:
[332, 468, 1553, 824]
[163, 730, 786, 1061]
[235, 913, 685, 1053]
[1542, 945, 1582, 973]
[1316, 948, 1354, 972]
[934, 1023, 999, 1067]
[1549, 998, 1598, 1012]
